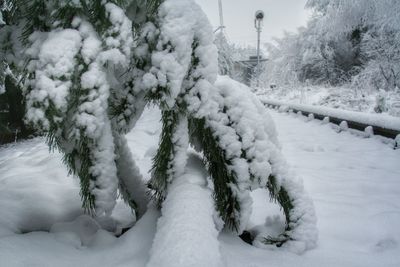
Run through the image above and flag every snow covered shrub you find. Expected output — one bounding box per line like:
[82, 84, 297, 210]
[141, 0, 317, 251]
[8, 0, 161, 217]
[374, 89, 388, 114]
[1, 0, 317, 253]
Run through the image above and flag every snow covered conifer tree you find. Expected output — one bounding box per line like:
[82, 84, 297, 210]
[1, 0, 163, 218]
[1, 0, 317, 254]
[141, 0, 317, 252]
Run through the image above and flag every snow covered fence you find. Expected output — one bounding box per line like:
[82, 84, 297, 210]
[261, 99, 400, 146]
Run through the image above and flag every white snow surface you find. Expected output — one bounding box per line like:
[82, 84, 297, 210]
[1, 106, 400, 266]
[147, 153, 222, 267]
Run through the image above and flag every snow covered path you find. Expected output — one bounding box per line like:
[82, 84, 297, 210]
[0, 107, 399, 266]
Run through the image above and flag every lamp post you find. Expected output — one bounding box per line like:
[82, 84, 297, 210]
[254, 10, 264, 87]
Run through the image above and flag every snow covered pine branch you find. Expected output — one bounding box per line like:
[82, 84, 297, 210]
[141, 0, 317, 256]
[24, 1, 150, 218]
[1, 0, 317, 265]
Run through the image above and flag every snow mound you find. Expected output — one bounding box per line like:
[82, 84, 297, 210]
[147, 153, 223, 267]
[0, 139, 82, 237]
[50, 215, 117, 248]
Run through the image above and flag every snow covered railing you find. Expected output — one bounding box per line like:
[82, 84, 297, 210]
[261, 99, 400, 147]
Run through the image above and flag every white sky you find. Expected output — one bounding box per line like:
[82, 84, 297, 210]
[195, 0, 311, 47]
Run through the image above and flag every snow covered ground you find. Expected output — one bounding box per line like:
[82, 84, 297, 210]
[0, 106, 399, 266]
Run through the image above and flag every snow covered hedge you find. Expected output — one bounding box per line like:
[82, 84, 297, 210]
[1, 0, 317, 255]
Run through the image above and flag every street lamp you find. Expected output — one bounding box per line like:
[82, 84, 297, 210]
[254, 10, 264, 87]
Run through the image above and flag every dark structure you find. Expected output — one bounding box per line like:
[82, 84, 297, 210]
[234, 56, 267, 86]
[0, 76, 33, 144]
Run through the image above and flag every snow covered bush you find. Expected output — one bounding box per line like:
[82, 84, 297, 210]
[139, 0, 316, 251]
[1, 0, 317, 255]
[374, 89, 388, 114]
[1, 0, 160, 217]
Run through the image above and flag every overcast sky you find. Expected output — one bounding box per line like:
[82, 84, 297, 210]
[195, 0, 311, 47]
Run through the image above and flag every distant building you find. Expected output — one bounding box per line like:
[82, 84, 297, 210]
[234, 56, 267, 86]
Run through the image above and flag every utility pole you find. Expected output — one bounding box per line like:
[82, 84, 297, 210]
[254, 10, 264, 87]
[214, 0, 225, 33]
[218, 0, 224, 31]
